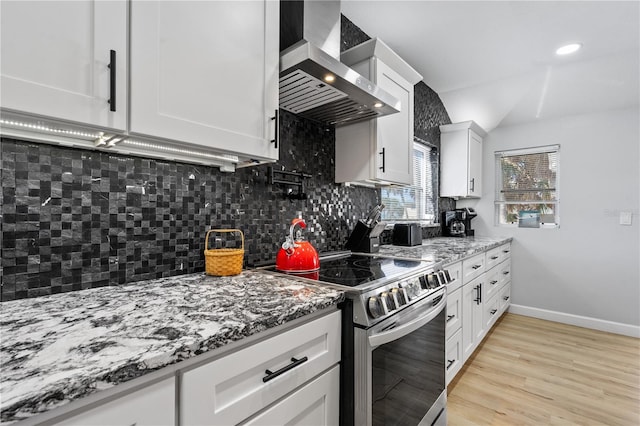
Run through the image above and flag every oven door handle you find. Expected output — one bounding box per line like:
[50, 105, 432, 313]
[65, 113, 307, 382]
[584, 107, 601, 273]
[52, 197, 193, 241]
[368, 291, 446, 347]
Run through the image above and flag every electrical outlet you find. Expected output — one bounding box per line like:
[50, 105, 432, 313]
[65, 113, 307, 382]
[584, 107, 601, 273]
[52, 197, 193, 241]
[619, 211, 632, 226]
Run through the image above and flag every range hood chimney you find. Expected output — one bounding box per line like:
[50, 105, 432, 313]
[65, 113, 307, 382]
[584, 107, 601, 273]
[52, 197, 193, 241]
[279, 0, 401, 126]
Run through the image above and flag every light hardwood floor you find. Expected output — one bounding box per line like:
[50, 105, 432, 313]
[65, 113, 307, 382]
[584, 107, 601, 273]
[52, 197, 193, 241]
[447, 313, 640, 425]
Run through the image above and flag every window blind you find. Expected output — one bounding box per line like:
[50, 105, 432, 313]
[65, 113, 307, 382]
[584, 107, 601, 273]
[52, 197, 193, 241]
[495, 145, 560, 226]
[381, 141, 437, 221]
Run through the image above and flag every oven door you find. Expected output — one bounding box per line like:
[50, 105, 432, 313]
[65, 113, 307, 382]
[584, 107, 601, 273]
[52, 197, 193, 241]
[354, 289, 447, 426]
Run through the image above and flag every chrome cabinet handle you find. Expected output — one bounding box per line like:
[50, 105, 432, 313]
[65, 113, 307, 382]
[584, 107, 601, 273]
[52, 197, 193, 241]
[270, 109, 279, 149]
[108, 50, 116, 112]
[263, 356, 308, 382]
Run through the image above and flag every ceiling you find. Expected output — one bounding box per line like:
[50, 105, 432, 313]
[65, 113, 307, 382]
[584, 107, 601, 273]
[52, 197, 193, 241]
[341, 0, 640, 131]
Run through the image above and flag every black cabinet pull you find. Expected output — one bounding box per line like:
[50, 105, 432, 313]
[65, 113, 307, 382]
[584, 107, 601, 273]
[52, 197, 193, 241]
[379, 147, 385, 172]
[479, 283, 482, 303]
[270, 109, 279, 149]
[490, 256, 499, 260]
[263, 356, 308, 383]
[490, 280, 498, 285]
[108, 50, 116, 112]
[471, 264, 482, 270]
[503, 250, 510, 253]
[447, 314, 455, 322]
[470, 178, 475, 192]
[447, 359, 455, 370]
[491, 309, 497, 315]
[474, 284, 481, 304]
[503, 296, 510, 301]
[503, 271, 510, 275]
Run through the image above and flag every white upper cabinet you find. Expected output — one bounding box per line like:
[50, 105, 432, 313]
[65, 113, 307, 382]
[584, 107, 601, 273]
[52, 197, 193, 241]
[335, 38, 422, 186]
[130, 0, 279, 162]
[440, 121, 487, 198]
[0, 0, 127, 131]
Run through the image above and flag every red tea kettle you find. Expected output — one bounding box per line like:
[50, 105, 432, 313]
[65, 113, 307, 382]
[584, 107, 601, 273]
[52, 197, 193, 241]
[276, 218, 320, 273]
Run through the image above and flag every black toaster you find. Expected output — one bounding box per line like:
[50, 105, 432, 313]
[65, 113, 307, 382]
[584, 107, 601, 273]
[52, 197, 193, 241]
[392, 223, 422, 246]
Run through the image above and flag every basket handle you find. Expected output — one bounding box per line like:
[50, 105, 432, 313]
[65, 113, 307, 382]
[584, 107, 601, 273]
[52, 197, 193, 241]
[205, 229, 244, 250]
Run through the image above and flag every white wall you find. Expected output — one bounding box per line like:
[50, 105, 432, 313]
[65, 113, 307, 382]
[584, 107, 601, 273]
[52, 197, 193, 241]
[458, 107, 640, 334]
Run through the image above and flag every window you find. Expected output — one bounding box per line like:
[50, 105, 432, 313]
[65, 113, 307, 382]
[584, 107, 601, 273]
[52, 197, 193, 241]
[381, 140, 437, 222]
[495, 145, 560, 227]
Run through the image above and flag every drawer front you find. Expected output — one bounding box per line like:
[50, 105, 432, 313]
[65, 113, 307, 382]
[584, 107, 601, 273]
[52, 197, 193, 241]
[499, 260, 511, 287]
[445, 328, 463, 385]
[462, 253, 485, 283]
[485, 246, 502, 271]
[500, 243, 512, 261]
[444, 261, 463, 292]
[499, 282, 511, 314]
[446, 287, 462, 338]
[485, 267, 501, 301]
[181, 311, 341, 426]
[484, 294, 500, 330]
[56, 378, 175, 426]
[242, 365, 339, 426]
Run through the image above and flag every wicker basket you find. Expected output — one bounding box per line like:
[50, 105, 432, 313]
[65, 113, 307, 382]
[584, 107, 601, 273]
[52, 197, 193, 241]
[204, 229, 244, 276]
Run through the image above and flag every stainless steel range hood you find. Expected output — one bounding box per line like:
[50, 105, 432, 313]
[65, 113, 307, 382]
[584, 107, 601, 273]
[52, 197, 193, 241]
[279, 0, 401, 126]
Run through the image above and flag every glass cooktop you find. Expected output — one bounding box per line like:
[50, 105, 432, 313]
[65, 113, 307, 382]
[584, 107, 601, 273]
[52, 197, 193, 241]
[265, 253, 431, 288]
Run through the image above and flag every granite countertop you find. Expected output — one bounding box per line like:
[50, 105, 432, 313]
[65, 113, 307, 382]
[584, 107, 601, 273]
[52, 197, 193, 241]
[0, 271, 344, 424]
[378, 236, 512, 264]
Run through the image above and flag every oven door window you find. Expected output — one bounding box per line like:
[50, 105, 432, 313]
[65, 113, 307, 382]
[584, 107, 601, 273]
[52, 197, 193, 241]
[371, 308, 445, 426]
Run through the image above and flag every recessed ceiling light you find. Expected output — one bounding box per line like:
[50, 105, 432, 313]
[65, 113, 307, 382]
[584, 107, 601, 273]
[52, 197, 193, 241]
[373, 102, 384, 108]
[324, 74, 336, 83]
[556, 43, 582, 56]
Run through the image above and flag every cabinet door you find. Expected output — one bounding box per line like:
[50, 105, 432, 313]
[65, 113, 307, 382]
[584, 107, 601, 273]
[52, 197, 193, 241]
[499, 282, 512, 314]
[483, 294, 500, 330]
[461, 277, 484, 361]
[373, 60, 413, 184]
[446, 287, 462, 338]
[130, 0, 279, 161]
[467, 130, 482, 196]
[445, 328, 463, 385]
[1, 0, 127, 130]
[55, 378, 175, 426]
[242, 366, 340, 426]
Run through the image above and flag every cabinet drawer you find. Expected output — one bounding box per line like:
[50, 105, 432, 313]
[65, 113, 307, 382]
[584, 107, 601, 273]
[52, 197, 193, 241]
[484, 295, 500, 330]
[485, 246, 502, 271]
[485, 267, 501, 301]
[462, 253, 485, 283]
[446, 287, 462, 338]
[181, 311, 341, 426]
[445, 328, 463, 385]
[56, 378, 175, 426]
[500, 243, 512, 261]
[242, 365, 340, 426]
[499, 283, 511, 314]
[444, 261, 463, 292]
[499, 260, 511, 287]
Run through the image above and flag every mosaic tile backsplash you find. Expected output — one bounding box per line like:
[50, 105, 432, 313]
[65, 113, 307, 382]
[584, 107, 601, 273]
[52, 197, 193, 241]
[0, 15, 453, 301]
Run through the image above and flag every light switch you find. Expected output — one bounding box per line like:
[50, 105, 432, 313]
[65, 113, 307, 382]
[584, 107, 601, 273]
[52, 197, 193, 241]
[619, 211, 632, 226]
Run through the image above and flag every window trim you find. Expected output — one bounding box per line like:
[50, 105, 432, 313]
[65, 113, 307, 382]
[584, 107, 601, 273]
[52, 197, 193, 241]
[494, 144, 560, 229]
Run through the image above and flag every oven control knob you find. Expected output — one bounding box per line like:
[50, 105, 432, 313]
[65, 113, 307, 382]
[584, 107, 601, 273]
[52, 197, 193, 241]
[391, 288, 406, 306]
[400, 281, 416, 300]
[380, 292, 396, 312]
[367, 296, 385, 319]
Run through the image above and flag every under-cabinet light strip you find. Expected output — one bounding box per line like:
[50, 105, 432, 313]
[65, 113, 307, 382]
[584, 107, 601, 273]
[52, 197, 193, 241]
[123, 139, 239, 163]
[0, 119, 99, 139]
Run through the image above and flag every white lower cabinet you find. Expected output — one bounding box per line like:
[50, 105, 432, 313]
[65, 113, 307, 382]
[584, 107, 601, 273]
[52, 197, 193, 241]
[461, 274, 486, 361]
[484, 294, 500, 330]
[446, 287, 462, 337]
[181, 311, 341, 426]
[445, 328, 463, 385]
[243, 365, 340, 426]
[499, 282, 512, 315]
[55, 378, 175, 426]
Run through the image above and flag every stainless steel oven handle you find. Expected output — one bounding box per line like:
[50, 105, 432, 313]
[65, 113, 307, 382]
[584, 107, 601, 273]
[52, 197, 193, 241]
[368, 291, 446, 347]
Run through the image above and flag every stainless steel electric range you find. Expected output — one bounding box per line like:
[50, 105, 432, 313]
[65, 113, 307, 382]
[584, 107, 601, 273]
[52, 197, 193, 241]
[263, 252, 452, 426]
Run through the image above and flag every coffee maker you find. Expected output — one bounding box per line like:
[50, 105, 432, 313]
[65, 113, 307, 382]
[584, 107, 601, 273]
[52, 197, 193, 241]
[442, 207, 477, 237]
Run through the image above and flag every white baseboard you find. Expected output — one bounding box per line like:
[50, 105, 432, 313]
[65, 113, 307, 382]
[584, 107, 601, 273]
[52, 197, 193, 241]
[508, 304, 640, 338]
